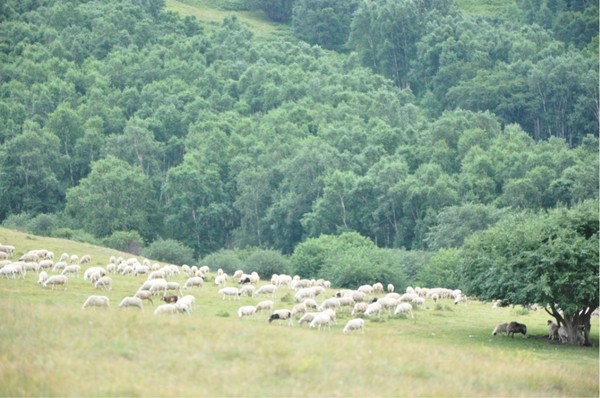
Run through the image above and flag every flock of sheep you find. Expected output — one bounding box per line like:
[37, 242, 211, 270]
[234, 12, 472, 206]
[0, 244, 474, 336]
[0, 243, 588, 341]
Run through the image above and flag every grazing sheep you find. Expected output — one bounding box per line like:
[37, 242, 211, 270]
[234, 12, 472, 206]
[387, 284, 395, 293]
[238, 305, 257, 319]
[82, 295, 109, 309]
[37, 271, 48, 285]
[378, 296, 399, 312]
[253, 284, 277, 298]
[134, 289, 154, 305]
[119, 296, 143, 310]
[309, 312, 334, 331]
[162, 295, 179, 304]
[80, 255, 91, 265]
[52, 261, 67, 272]
[372, 282, 384, 294]
[148, 279, 168, 296]
[70, 254, 79, 264]
[154, 303, 183, 315]
[83, 266, 106, 281]
[268, 309, 293, 325]
[319, 297, 341, 311]
[358, 284, 374, 295]
[291, 302, 308, 316]
[94, 276, 112, 290]
[183, 276, 204, 289]
[364, 301, 382, 317]
[492, 323, 509, 336]
[507, 321, 527, 338]
[43, 275, 68, 290]
[298, 312, 318, 326]
[62, 264, 81, 277]
[38, 259, 53, 271]
[166, 281, 182, 295]
[343, 318, 365, 335]
[394, 302, 413, 318]
[352, 302, 369, 317]
[256, 300, 274, 313]
[412, 297, 426, 307]
[219, 287, 240, 300]
[177, 295, 196, 312]
[547, 320, 559, 341]
[214, 273, 228, 286]
[238, 285, 255, 297]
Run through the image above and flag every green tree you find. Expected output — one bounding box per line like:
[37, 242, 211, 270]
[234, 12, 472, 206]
[0, 121, 65, 219]
[459, 200, 599, 345]
[65, 156, 155, 239]
[292, 0, 360, 51]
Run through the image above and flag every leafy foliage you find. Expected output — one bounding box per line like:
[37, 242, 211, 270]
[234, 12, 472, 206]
[142, 238, 195, 265]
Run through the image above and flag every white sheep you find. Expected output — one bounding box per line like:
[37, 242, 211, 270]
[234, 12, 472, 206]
[37, 271, 48, 285]
[43, 275, 68, 290]
[238, 305, 257, 319]
[343, 318, 365, 334]
[358, 284, 374, 295]
[352, 302, 369, 317]
[387, 283, 395, 293]
[364, 301, 382, 317]
[94, 276, 112, 290]
[178, 295, 196, 312]
[256, 300, 274, 313]
[309, 312, 334, 331]
[83, 266, 106, 281]
[319, 297, 340, 311]
[492, 323, 509, 336]
[119, 296, 143, 310]
[394, 302, 413, 318]
[238, 284, 255, 297]
[219, 287, 240, 300]
[183, 276, 204, 289]
[298, 312, 318, 326]
[154, 303, 182, 315]
[372, 282, 384, 294]
[80, 254, 91, 265]
[38, 259, 53, 271]
[253, 283, 277, 298]
[82, 295, 109, 309]
[134, 289, 154, 305]
[214, 273, 228, 286]
[166, 281, 182, 295]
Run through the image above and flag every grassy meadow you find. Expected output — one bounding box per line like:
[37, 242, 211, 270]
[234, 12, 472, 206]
[0, 227, 598, 397]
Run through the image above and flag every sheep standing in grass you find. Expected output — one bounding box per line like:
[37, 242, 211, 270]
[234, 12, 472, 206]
[119, 296, 143, 310]
[343, 318, 365, 334]
[352, 302, 369, 317]
[492, 323, 509, 336]
[547, 320, 559, 341]
[154, 303, 182, 315]
[94, 276, 112, 291]
[134, 290, 154, 305]
[268, 309, 293, 325]
[364, 301, 382, 318]
[219, 287, 240, 300]
[298, 312, 318, 326]
[37, 271, 48, 285]
[394, 302, 413, 318]
[238, 285, 255, 297]
[177, 295, 196, 313]
[238, 305, 257, 319]
[43, 275, 68, 290]
[256, 300, 274, 313]
[253, 284, 277, 298]
[183, 276, 204, 289]
[82, 295, 110, 309]
[507, 321, 527, 338]
[309, 312, 334, 331]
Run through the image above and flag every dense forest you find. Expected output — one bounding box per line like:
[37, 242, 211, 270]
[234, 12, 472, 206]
[0, 0, 597, 296]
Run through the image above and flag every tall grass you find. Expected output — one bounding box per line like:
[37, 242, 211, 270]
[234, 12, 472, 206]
[0, 227, 598, 396]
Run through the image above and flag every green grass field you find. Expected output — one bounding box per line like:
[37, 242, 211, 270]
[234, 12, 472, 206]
[0, 227, 598, 397]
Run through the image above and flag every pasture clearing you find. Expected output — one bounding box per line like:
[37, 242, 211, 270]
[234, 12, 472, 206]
[0, 228, 597, 397]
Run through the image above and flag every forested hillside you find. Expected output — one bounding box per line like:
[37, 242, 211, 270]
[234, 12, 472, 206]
[0, 0, 597, 284]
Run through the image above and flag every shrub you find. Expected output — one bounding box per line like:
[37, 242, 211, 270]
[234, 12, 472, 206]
[27, 213, 61, 237]
[103, 230, 144, 255]
[2, 212, 33, 232]
[244, 249, 290, 277]
[143, 239, 195, 265]
[201, 250, 244, 274]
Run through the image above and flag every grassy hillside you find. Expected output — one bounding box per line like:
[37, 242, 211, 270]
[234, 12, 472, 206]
[165, 0, 289, 37]
[0, 228, 598, 396]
